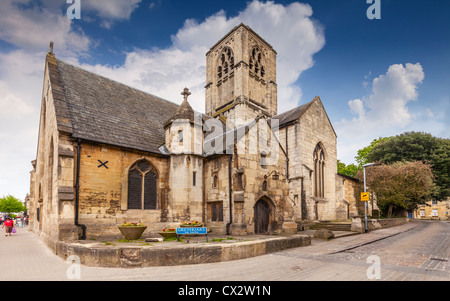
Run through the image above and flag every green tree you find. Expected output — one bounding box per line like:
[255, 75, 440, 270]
[0, 195, 26, 214]
[337, 160, 359, 177]
[366, 132, 450, 200]
[355, 137, 390, 167]
[356, 161, 435, 218]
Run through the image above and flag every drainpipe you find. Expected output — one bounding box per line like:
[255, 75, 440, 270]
[75, 138, 86, 240]
[285, 126, 289, 180]
[226, 154, 233, 235]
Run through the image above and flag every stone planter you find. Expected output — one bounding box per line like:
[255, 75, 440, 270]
[179, 224, 203, 227]
[118, 226, 147, 240]
[159, 232, 177, 239]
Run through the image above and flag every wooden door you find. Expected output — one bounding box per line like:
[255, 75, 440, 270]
[254, 199, 270, 234]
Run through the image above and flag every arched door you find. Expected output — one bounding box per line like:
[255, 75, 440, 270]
[254, 199, 271, 234]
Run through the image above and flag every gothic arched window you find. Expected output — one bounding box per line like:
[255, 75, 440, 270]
[213, 175, 218, 188]
[249, 47, 265, 78]
[217, 47, 234, 79]
[127, 160, 158, 210]
[262, 180, 268, 192]
[313, 144, 325, 198]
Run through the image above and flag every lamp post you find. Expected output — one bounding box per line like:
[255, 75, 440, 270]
[363, 163, 376, 233]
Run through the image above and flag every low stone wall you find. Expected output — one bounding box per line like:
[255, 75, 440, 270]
[43, 234, 311, 268]
[350, 216, 409, 233]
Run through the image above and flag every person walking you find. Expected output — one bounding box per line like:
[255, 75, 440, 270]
[3, 217, 14, 236]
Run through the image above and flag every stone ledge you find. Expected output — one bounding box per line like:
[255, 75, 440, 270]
[48, 235, 311, 268]
[351, 216, 409, 233]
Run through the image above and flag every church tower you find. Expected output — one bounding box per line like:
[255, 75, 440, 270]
[205, 24, 278, 127]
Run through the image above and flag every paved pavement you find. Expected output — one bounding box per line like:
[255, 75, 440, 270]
[0, 220, 448, 281]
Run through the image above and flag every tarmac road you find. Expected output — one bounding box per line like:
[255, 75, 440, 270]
[0, 220, 448, 281]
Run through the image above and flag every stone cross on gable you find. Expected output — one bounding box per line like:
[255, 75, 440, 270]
[181, 87, 191, 101]
[49, 41, 54, 54]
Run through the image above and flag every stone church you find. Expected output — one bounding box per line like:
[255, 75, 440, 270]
[29, 24, 357, 242]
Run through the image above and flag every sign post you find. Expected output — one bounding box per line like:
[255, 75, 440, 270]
[363, 163, 376, 233]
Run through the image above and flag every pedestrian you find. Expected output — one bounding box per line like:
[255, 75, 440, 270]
[3, 217, 14, 236]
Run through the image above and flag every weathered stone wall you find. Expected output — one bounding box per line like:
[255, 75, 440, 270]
[277, 124, 305, 222]
[203, 119, 293, 235]
[335, 174, 359, 220]
[30, 59, 78, 241]
[232, 120, 291, 235]
[77, 142, 172, 238]
[203, 155, 231, 234]
[295, 97, 338, 221]
[168, 154, 203, 224]
[351, 216, 409, 233]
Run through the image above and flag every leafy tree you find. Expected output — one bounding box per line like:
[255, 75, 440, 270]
[366, 132, 450, 200]
[337, 160, 359, 177]
[0, 195, 26, 214]
[355, 161, 435, 218]
[355, 137, 390, 167]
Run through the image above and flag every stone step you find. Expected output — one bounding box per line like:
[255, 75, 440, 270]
[309, 223, 352, 232]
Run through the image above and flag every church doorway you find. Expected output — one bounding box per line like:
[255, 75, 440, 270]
[254, 198, 272, 234]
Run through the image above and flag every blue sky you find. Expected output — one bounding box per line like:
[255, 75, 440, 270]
[0, 0, 449, 200]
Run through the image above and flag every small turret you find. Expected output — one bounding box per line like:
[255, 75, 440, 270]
[164, 88, 203, 155]
[166, 88, 204, 222]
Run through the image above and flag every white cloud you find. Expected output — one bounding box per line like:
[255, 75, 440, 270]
[348, 98, 365, 119]
[336, 63, 425, 164]
[0, 49, 43, 199]
[82, 0, 142, 28]
[367, 63, 424, 126]
[0, 0, 90, 56]
[80, 0, 325, 113]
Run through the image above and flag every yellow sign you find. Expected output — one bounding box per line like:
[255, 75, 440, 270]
[361, 192, 369, 201]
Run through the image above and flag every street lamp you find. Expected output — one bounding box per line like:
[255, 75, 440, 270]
[363, 163, 376, 233]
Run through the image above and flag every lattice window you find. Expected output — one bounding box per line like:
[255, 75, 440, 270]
[249, 47, 265, 78]
[128, 160, 158, 210]
[313, 144, 325, 198]
[217, 47, 234, 79]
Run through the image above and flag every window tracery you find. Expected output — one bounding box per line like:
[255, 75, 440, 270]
[313, 144, 325, 198]
[127, 160, 158, 210]
[217, 47, 234, 79]
[249, 47, 265, 78]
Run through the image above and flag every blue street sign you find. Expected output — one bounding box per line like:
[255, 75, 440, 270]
[176, 227, 207, 235]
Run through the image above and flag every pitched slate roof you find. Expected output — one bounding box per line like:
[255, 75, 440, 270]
[49, 55, 181, 154]
[270, 97, 316, 128]
[271, 96, 337, 137]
